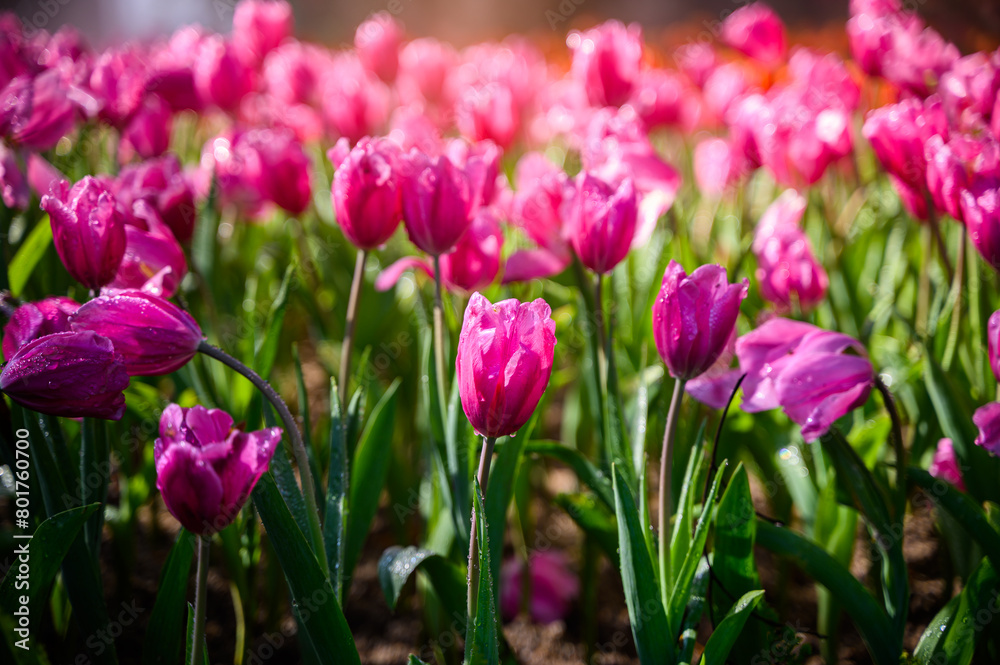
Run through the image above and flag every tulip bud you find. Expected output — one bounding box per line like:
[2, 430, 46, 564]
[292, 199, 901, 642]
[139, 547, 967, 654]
[652, 261, 748, 381]
[331, 137, 402, 249]
[399, 149, 474, 256]
[565, 173, 637, 275]
[929, 438, 965, 491]
[752, 190, 828, 311]
[71, 291, 202, 376]
[456, 293, 556, 438]
[721, 3, 787, 67]
[2, 297, 79, 360]
[0, 331, 129, 420]
[42, 176, 127, 290]
[155, 404, 280, 534]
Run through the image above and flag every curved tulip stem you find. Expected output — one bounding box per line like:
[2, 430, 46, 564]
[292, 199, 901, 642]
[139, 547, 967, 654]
[339, 249, 368, 407]
[432, 255, 449, 419]
[467, 435, 497, 617]
[197, 341, 329, 577]
[190, 534, 210, 665]
[658, 377, 685, 604]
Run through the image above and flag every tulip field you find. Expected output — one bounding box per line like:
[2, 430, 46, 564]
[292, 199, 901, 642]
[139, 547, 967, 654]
[4, 0, 1000, 663]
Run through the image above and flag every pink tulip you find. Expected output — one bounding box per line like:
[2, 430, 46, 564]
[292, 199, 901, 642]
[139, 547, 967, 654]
[107, 209, 187, 298]
[2, 297, 79, 361]
[321, 54, 389, 144]
[500, 551, 580, 624]
[721, 3, 787, 67]
[568, 20, 643, 108]
[71, 291, 202, 376]
[232, 0, 292, 66]
[254, 128, 312, 215]
[26, 153, 65, 201]
[120, 94, 172, 162]
[939, 53, 1000, 131]
[989, 309, 1000, 384]
[0, 331, 129, 420]
[629, 69, 695, 131]
[330, 136, 401, 250]
[752, 190, 828, 311]
[396, 38, 458, 113]
[503, 152, 572, 283]
[694, 138, 747, 196]
[455, 82, 519, 149]
[924, 135, 969, 221]
[261, 41, 324, 107]
[0, 70, 78, 151]
[399, 148, 476, 256]
[702, 63, 752, 123]
[0, 143, 27, 209]
[652, 261, 748, 381]
[42, 176, 127, 290]
[673, 42, 717, 88]
[565, 172, 637, 275]
[960, 172, 1000, 273]
[974, 402, 1000, 456]
[456, 292, 556, 438]
[195, 36, 255, 112]
[155, 404, 280, 534]
[355, 12, 402, 83]
[929, 438, 966, 491]
[115, 155, 197, 242]
[88, 45, 148, 127]
[146, 28, 206, 113]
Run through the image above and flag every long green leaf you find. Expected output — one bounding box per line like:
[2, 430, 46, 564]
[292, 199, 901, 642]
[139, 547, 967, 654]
[344, 379, 401, 581]
[253, 472, 360, 665]
[377, 546, 466, 621]
[8, 216, 53, 296]
[142, 531, 197, 665]
[700, 590, 765, 665]
[915, 557, 997, 665]
[669, 440, 706, 592]
[612, 464, 673, 665]
[913, 595, 960, 664]
[485, 433, 525, 618]
[678, 560, 710, 665]
[756, 520, 898, 665]
[465, 481, 499, 665]
[254, 264, 295, 380]
[324, 378, 348, 602]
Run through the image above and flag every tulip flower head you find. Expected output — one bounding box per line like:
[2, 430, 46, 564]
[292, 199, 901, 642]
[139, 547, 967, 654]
[2, 297, 79, 360]
[500, 550, 580, 624]
[567, 20, 643, 108]
[565, 173, 638, 275]
[399, 148, 476, 256]
[720, 2, 787, 67]
[155, 404, 281, 534]
[752, 190, 828, 311]
[330, 136, 402, 250]
[456, 293, 556, 438]
[0, 331, 129, 420]
[652, 261, 748, 381]
[974, 402, 1000, 456]
[929, 438, 965, 491]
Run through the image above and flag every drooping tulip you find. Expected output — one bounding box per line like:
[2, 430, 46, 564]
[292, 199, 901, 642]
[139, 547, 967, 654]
[565, 173, 637, 275]
[2, 297, 79, 360]
[929, 438, 965, 491]
[399, 149, 475, 256]
[232, 0, 293, 66]
[720, 2, 787, 67]
[70, 291, 202, 376]
[42, 176, 127, 290]
[0, 331, 129, 420]
[155, 404, 281, 534]
[567, 20, 643, 108]
[500, 550, 580, 624]
[752, 190, 828, 311]
[652, 261, 748, 381]
[330, 137, 401, 250]
[456, 293, 556, 438]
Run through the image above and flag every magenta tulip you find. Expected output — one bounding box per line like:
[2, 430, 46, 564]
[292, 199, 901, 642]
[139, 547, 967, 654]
[115, 155, 197, 242]
[71, 291, 202, 376]
[752, 190, 828, 311]
[652, 261, 748, 381]
[232, 0, 292, 66]
[42, 176, 127, 290]
[0, 143, 28, 210]
[120, 94, 172, 162]
[195, 36, 254, 112]
[155, 404, 281, 534]
[929, 438, 966, 491]
[89, 45, 148, 128]
[355, 11, 402, 83]
[960, 173, 1000, 273]
[331, 137, 402, 250]
[399, 149, 475, 256]
[0, 70, 78, 151]
[500, 551, 580, 624]
[0, 331, 129, 420]
[568, 20, 643, 107]
[2, 297, 79, 361]
[974, 402, 1000, 456]
[565, 173, 637, 275]
[456, 293, 556, 438]
[989, 309, 1000, 384]
[321, 54, 390, 144]
[721, 2, 787, 67]
[107, 210, 187, 298]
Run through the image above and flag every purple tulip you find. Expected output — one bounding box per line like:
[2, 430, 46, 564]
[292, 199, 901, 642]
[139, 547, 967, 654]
[399, 149, 475, 256]
[567, 20, 643, 107]
[0, 331, 129, 420]
[752, 190, 828, 312]
[500, 550, 580, 624]
[89, 45, 149, 128]
[721, 2, 787, 67]
[0, 70, 78, 151]
[115, 155, 197, 243]
[456, 293, 556, 438]
[42, 176, 127, 290]
[989, 309, 1000, 384]
[565, 173, 638, 275]
[929, 438, 965, 491]
[652, 261, 748, 381]
[107, 208, 187, 298]
[320, 54, 390, 144]
[155, 403, 281, 534]
[0, 143, 28, 210]
[232, 0, 293, 66]
[2, 297, 80, 361]
[195, 35, 254, 112]
[70, 291, 202, 376]
[924, 135, 970, 221]
[120, 94, 172, 162]
[974, 402, 1000, 456]
[960, 172, 1000, 273]
[330, 136, 402, 250]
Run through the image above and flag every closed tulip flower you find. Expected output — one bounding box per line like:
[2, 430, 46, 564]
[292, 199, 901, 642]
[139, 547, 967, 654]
[567, 20, 643, 107]
[120, 94, 172, 162]
[331, 137, 402, 250]
[565, 173, 638, 275]
[960, 174, 1000, 273]
[973, 402, 1000, 456]
[929, 438, 965, 491]
[456, 293, 556, 438]
[2, 297, 79, 360]
[42, 176, 127, 290]
[399, 149, 475, 256]
[0, 143, 28, 210]
[721, 3, 787, 67]
[155, 404, 281, 534]
[0, 70, 78, 151]
[652, 261, 748, 381]
[232, 0, 292, 66]
[195, 36, 255, 112]
[0, 331, 129, 420]
[355, 11, 402, 83]
[752, 190, 828, 311]
[500, 551, 580, 624]
[71, 291, 202, 376]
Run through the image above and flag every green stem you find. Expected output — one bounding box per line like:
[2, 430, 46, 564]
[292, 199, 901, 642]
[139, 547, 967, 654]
[875, 376, 905, 520]
[942, 227, 967, 371]
[658, 377, 685, 606]
[339, 249, 368, 407]
[190, 535, 210, 665]
[432, 255, 449, 423]
[197, 341, 329, 577]
[916, 224, 932, 338]
[467, 435, 497, 617]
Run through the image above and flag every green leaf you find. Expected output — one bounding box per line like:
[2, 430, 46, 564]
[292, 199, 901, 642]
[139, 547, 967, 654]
[253, 472, 360, 665]
[465, 481, 500, 665]
[8, 216, 53, 297]
[485, 434, 525, 617]
[408, 657, 431, 665]
[914, 557, 997, 665]
[612, 464, 673, 665]
[446, 378, 471, 546]
[700, 590, 765, 665]
[756, 520, 898, 665]
[324, 378, 348, 602]
[80, 418, 109, 559]
[909, 467, 1000, 573]
[0, 504, 99, 618]
[142, 531, 196, 665]
[269, 428, 311, 539]
[668, 463, 725, 643]
[525, 441, 614, 509]
[191, 174, 218, 286]
[677, 560, 710, 665]
[377, 546, 466, 621]
[254, 264, 295, 381]
[184, 602, 208, 665]
[553, 493, 619, 568]
[344, 379, 401, 581]
[669, 440, 706, 591]
[913, 595, 960, 664]
[605, 324, 634, 491]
